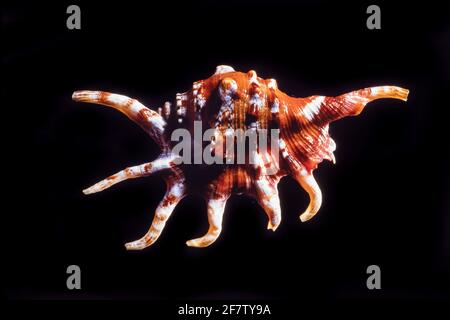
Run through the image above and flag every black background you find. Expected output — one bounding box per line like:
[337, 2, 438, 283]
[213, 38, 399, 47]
[4, 0, 450, 316]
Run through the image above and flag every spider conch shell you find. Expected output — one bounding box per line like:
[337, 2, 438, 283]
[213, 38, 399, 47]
[72, 65, 408, 249]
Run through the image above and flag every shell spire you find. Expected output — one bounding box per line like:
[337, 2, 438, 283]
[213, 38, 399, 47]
[73, 65, 408, 249]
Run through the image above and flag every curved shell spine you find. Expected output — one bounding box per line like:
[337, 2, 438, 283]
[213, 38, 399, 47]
[72, 65, 409, 249]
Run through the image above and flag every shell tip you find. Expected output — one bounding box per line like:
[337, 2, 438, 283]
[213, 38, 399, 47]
[395, 87, 409, 102]
[403, 88, 410, 101]
[267, 222, 278, 231]
[214, 65, 235, 75]
[72, 91, 81, 101]
[82, 187, 93, 195]
[300, 213, 313, 222]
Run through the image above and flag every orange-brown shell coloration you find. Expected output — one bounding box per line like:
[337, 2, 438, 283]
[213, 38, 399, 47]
[72, 65, 409, 249]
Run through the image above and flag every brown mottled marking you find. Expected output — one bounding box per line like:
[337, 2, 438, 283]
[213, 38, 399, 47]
[162, 193, 177, 207]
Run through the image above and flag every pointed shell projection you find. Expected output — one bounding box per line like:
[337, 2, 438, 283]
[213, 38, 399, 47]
[72, 65, 409, 249]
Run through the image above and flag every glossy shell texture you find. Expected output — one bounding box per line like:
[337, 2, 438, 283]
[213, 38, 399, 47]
[72, 65, 409, 249]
